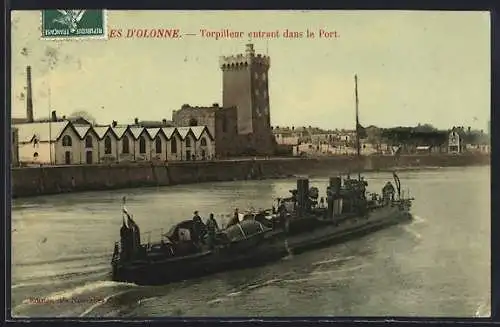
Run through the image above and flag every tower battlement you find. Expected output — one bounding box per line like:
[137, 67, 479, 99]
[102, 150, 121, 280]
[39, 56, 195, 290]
[219, 44, 270, 70]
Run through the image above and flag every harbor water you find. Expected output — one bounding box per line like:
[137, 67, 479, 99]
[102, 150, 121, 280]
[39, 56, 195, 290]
[11, 166, 490, 318]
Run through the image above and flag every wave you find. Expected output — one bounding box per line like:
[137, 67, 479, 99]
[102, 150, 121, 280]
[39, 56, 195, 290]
[15, 252, 111, 268]
[402, 225, 423, 241]
[312, 255, 356, 267]
[13, 261, 110, 283]
[79, 290, 132, 317]
[12, 270, 110, 290]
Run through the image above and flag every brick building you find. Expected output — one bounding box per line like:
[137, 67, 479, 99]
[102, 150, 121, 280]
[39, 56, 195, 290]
[172, 103, 240, 157]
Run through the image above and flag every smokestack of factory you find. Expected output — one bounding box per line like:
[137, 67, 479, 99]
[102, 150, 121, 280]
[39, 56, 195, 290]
[26, 66, 34, 122]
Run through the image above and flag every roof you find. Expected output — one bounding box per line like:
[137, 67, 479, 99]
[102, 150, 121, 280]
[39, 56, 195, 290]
[161, 127, 176, 139]
[14, 121, 70, 143]
[93, 126, 110, 139]
[111, 127, 128, 138]
[176, 127, 191, 139]
[74, 126, 90, 138]
[129, 127, 144, 139]
[190, 126, 206, 140]
[146, 128, 161, 138]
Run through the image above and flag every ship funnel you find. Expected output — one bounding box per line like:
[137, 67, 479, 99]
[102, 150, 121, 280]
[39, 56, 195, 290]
[296, 178, 310, 214]
[327, 177, 343, 219]
[26, 66, 34, 122]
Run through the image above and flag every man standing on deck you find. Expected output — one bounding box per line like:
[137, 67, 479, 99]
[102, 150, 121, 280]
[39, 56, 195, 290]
[192, 211, 207, 246]
[206, 213, 220, 249]
[382, 181, 396, 205]
[227, 208, 240, 228]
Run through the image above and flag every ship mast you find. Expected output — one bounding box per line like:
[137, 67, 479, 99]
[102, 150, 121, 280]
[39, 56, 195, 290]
[354, 74, 361, 180]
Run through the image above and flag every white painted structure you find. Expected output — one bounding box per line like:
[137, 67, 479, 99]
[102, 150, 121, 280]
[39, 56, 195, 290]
[448, 131, 461, 153]
[13, 121, 215, 165]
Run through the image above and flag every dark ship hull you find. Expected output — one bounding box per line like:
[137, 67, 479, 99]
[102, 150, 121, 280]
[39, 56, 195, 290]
[286, 204, 412, 255]
[112, 201, 411, 286]
[112, 228, 288, 285]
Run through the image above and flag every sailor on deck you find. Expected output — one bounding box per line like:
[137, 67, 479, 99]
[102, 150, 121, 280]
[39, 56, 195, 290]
[192, 211, 207, 245]
[227, 208, 240, 228]
[382, 181, 396, 205]
[206, 213, 220, 249]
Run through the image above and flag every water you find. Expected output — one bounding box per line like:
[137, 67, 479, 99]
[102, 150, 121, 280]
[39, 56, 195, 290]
[10, 166, 490, 318]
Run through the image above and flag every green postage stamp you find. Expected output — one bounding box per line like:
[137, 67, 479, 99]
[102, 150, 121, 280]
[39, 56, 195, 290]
[41, 10, 107, 40]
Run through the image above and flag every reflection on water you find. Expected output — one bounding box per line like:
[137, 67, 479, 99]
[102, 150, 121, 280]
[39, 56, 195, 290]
[11, 166, 490, 317]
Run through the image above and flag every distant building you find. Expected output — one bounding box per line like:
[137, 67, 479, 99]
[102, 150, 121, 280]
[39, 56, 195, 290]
[448, 130, 461, 153]
[272, 127, 300, 146]
[11, 127, 19, 166]
[14, 121, 215, 165]
[172, 103, 238, 157]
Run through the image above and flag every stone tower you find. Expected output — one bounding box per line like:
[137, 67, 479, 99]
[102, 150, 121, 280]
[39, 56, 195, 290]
[219, 43, 275, 155]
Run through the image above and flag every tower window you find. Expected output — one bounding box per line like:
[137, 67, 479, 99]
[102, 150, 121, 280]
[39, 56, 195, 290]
[262, 73, 267, 81]
[255, 89, 260, 96]
[189, 117, 198, 126]
[254, 72, 259, 80]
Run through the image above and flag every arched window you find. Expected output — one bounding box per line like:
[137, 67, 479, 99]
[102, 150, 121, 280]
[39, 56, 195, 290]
[155, 136, 162, 154]
[189, 118, 198, 126]
[122, 136, 130, 154]
[85, 135, 93, 148]
[171, 138, 177, 153]
[185, 138, 191, 148]
[62, 135, 72, 147]
[139, 136, 146, 154]
[104, 136, 112, 154]
[200, 137, 207, 146]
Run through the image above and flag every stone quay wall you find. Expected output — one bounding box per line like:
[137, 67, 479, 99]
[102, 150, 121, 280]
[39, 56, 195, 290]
[11, 154, 490, 198]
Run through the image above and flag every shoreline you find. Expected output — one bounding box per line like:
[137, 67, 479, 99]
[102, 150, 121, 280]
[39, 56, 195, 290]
[11, 154, 490, 199]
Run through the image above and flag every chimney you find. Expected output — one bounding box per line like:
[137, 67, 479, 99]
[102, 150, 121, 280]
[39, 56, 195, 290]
[162, 118, 167, 125]
[112, 120, 117, 127]
[134, 117, 139, 125]
[245, 43, 255, 56]
[212, 103, 219, 108]
[51, 110, 57, 122]
[26, 66, 34, 122]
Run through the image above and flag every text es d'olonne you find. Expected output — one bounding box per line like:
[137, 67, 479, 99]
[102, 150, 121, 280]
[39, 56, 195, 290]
[108, 28, 340, 39]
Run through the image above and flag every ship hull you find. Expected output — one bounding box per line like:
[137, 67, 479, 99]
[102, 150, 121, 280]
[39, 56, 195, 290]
[112, 206, 412, 285]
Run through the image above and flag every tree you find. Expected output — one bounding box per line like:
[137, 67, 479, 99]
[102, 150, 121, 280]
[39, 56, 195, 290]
[414, 123, 437, 132]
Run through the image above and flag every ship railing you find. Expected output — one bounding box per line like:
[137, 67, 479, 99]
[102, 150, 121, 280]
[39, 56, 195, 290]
[138, 228, 172, 250]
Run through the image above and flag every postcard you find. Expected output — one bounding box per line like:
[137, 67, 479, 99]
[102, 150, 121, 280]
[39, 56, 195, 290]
[10, 10, 490, 318]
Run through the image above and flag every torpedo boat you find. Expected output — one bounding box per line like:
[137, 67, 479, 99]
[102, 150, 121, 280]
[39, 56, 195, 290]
[110, 171, 413, 285]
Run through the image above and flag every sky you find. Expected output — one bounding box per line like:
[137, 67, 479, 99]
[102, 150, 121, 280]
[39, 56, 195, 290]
[11, 10, 490, 130]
